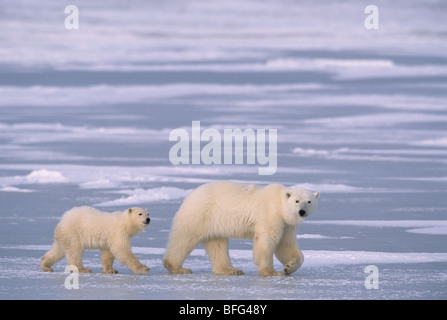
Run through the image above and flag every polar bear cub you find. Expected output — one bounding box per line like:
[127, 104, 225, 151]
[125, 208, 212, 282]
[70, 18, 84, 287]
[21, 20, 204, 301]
[163, 182, 319, 276]
[41, 206, 151, 274]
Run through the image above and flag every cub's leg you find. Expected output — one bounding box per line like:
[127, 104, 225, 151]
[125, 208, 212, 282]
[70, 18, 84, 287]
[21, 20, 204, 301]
[101, 249, 118, 274]
[41, 241, 65, 272]
[110, 243, 149, 274]
[64, 242, 91, 273]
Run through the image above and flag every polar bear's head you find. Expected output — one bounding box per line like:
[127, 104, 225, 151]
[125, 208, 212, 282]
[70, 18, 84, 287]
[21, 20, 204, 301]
[127, 207, 150, 232]
[283, 189, 319, 225]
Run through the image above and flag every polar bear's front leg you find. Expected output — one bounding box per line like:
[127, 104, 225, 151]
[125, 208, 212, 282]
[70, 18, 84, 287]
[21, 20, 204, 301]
[253, 234, 284, 276]
[281, 251, 303, 276]
[275, 225, 304, 276]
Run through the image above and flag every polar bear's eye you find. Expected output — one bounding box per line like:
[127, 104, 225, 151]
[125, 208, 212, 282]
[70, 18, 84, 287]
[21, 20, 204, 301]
[138, 212, 143, 216]
[308, 201, 311, 204]
[295, 200, 299, 203]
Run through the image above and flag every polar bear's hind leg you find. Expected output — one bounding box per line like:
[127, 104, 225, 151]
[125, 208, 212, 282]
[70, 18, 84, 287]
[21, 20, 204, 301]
[163, 233, 200, 274]
[203, 238, 244, 275]
[41, 241, 65, 272]
[101, 249, 118, 274]
[64, 242, 91, 273]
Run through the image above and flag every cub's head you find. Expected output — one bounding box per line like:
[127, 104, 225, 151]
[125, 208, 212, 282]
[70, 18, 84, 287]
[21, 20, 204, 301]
[283, 188, 319, 225]
[127, 207, 150, 230]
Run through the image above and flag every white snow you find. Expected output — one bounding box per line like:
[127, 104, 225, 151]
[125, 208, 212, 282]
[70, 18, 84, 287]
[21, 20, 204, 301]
[96, 187, 191, 206]
[24, 169, 68, 184]
[308, 220, 447, 235]
[0, 186, 33, 193]
[411, 137, 447, 147]
[291, 183, 375, 193]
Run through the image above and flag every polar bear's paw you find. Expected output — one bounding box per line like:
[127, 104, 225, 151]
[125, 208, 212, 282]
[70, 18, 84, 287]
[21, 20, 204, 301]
[175, 267, 192, 274]
[258, 267, 286, 277]
[41, 265, 54, 272]
[213, 267, 244, 276]
[283, 265, 293, 276]
[282, 257, 302, 276]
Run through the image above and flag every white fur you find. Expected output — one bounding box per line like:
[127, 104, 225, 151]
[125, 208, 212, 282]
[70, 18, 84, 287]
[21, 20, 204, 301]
[41, 206, 150, 274]
[163, 181, 319, 276]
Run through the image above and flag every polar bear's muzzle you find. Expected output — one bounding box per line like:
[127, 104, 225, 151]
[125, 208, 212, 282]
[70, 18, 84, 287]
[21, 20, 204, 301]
[299, 210, 307, 217]
[144, 217, 151, 225]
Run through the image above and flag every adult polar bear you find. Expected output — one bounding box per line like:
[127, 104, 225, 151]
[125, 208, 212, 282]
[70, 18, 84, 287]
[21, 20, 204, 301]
[41, 206, 151, 274]
[163, 182, 319, 277]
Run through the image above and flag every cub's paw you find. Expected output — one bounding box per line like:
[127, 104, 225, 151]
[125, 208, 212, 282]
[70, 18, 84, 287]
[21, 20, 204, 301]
[103, 268, 119, 274]
[258, 267, 286, 277]
[175, 267, 192, 274]
[133, 265, 150, 274]
[41, 266, 54, 272]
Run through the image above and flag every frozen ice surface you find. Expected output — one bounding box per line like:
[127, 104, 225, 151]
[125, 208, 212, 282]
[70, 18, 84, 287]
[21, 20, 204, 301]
[1, 0, 447, 299]
[1, 244, 447, 300]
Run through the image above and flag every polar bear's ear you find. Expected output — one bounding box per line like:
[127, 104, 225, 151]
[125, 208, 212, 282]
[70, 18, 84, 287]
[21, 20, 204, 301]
[128, 208, 132, 214]
[286, 192, 291, 198]
[314, 192, 320, 199]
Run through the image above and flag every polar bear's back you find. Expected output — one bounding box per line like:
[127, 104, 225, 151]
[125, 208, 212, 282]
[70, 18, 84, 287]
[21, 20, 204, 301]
[172, 181, 284, 239]
[180, 181, 262, 214]
[59, 206, 118, 226]
[55, 206, 121, 246]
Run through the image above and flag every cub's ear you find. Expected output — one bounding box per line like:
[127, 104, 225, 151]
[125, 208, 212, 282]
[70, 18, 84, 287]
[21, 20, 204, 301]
[314, 192, 320, 199]
[286, 192, 291, 198]
[128, 208, 132, 214]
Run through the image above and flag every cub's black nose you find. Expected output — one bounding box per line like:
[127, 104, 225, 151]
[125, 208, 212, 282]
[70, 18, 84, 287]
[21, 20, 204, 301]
[299, 210, 306, 217]
[145, 218, 151, 224]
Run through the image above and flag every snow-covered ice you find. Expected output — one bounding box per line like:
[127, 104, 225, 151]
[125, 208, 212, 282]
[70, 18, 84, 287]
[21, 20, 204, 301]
[1, 0, 446, 300]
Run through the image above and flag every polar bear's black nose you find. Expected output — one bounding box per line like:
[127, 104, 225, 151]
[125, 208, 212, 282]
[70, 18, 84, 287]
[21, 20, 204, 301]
[299, 210, 306, 217]
[145, 218, 151, 224]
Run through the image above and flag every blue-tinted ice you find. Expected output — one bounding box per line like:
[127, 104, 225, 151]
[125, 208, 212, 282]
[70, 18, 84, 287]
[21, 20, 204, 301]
[0, 0, 446, 299]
